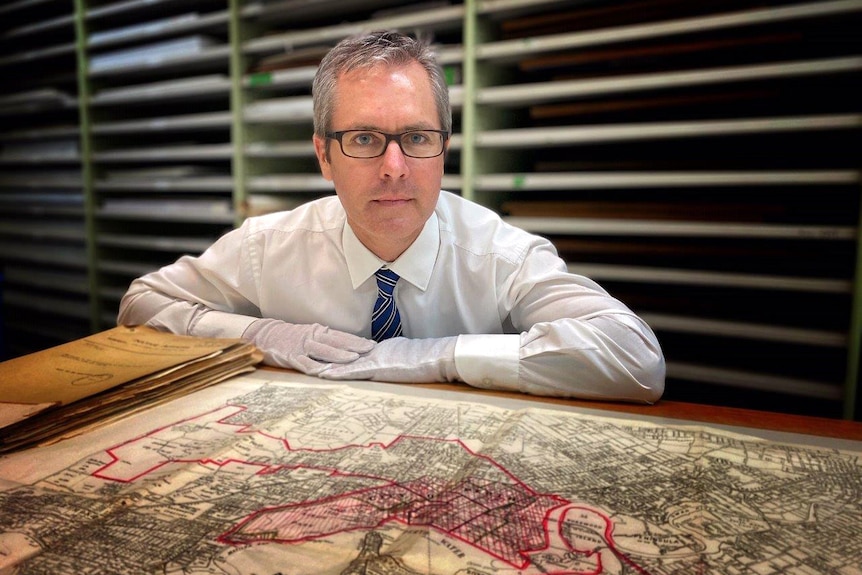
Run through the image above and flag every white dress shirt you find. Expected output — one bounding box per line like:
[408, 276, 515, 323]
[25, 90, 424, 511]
[118, 191, 665, 402]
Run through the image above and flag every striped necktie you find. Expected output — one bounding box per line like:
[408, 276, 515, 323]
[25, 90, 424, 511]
[372, 268, 403, 342]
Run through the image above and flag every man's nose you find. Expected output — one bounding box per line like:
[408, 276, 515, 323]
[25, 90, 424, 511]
[380, 140, 409, 178]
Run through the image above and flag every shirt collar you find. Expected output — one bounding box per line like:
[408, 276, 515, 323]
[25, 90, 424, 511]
[344, 212, 439, 291]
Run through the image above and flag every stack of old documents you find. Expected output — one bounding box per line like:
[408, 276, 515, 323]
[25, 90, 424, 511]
[0, 325, 263, 453]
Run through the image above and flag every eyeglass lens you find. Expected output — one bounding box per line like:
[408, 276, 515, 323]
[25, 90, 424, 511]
[339, 130, 444, 158]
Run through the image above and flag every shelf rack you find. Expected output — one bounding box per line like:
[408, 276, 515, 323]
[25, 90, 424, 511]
[0, 0, 859, 419]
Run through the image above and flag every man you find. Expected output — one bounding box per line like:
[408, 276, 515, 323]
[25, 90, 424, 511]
[118, 31, 665, 402]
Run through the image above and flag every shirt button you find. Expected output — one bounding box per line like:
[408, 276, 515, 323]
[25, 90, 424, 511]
[482, 378, 493, 386]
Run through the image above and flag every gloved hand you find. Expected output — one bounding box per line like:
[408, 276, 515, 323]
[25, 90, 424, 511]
[242, 318, 375, 375]
[318, 336, 460, 383]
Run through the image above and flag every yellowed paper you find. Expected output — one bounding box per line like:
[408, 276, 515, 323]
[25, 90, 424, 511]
[0, 326, 263, 452]
[0, 402, 54, 429]
[0, 325, 248, 405]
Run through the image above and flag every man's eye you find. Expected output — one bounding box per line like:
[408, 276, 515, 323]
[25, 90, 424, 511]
[352, 133, 380, 146]
[408, 132, 430, 144]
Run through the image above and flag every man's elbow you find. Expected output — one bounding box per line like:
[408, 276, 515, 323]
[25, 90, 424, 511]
[116, 290, 139, 326]
[116, 280, 159, 327]
[633, 349, 666, 404]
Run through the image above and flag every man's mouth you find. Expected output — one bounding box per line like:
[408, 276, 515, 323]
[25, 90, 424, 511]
[374, 198, 411, 205]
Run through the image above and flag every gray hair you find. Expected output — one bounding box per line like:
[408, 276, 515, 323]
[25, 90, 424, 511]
[312, 31, 452, 138]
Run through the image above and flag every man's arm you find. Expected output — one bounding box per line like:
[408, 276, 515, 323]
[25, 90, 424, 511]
[117, 246, 260, 339]
[454, 314, 665, 403]
[320, 313, 664, 404]
[320, 241, 665, 403]
[117, 218, 262, 337]
[117, 223, 376, 374]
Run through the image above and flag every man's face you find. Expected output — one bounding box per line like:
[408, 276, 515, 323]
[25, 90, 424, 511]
[313, 61, 447, 262]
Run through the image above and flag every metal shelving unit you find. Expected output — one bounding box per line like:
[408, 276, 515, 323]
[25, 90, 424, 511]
[1, 0, 860, 418]
[80, 0, 235, 327]
[467, 0, 862, 418]
[0, 0, 90, 356]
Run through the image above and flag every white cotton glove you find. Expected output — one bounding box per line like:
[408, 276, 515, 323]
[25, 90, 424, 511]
[242, 318, 375, 375]
[319, 336, 460, 383]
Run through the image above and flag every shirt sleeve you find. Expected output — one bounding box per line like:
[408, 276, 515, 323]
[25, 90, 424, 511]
[454, 334, 520, 391]
[516, 314, 665, 403]
[117, 222, 261, 339]
[454, 237, 666, 404]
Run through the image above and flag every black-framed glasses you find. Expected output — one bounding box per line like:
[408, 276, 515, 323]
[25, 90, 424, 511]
[325, 129, 449, 159]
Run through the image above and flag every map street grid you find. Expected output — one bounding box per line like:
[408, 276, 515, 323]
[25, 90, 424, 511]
[0, 372, 860, 575]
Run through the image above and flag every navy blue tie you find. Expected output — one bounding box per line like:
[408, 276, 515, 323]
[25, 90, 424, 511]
[372, 268, 403, 342]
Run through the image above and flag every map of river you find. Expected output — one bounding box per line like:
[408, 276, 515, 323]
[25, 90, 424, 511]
[0, 372, 860, 574]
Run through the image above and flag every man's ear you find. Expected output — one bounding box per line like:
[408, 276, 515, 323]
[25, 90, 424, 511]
[313, 134, 333, 181]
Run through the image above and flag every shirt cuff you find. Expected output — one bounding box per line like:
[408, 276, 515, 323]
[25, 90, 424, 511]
[454, 334, 520, 392]
[190, 310, 258, 339]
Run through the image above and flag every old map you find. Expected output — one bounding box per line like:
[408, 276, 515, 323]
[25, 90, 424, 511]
[0, 372, 860, 575]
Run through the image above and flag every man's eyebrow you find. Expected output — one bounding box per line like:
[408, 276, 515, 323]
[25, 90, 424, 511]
[402, 123, 438, 131]
[342, 124, 439, 132]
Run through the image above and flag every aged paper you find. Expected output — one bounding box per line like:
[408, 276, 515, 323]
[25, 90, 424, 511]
[0, 371, 859, 575]
[0, 325, 252, 406]
[0, 326, 262, 451]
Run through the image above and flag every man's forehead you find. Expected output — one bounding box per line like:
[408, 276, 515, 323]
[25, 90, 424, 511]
[332, 64, 434, 114]
[338, 61, 420, 82]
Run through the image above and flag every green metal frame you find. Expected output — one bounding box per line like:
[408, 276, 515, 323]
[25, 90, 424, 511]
[72, 0, 100, 333]
[228, 0, 248, 227]
[461, 0, 478, 203]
